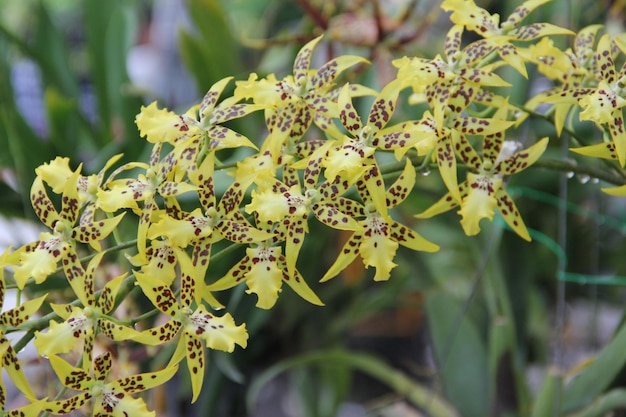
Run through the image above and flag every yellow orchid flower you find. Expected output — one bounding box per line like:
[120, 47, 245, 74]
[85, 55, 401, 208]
[45, 352, 177, 416]
[321, 160, 439, 282]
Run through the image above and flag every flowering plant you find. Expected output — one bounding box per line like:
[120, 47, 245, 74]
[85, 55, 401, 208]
[1, 0, 626, 416]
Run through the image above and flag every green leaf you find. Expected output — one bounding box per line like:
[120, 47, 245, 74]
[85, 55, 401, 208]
[562, 320, 626, 412]
[530, 368, 561, 417]
[33, 1, 78, 97]
[179, 0, 241, 92]
[426, 291, 489, 417]
[246, 349, 459, 417]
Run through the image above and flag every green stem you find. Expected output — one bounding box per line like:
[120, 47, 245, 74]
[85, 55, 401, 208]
[246, 349, 460, 417]
[566, 389, 626, 417]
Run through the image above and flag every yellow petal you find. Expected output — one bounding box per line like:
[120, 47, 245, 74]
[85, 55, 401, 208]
[458, 173, 502, 236]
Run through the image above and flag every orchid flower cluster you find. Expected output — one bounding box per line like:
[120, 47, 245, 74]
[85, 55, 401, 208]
[0, 0, 625, 415]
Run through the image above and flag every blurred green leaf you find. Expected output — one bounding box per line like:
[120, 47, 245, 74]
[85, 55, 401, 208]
[179, 0, 241, 91]
[426, 291, 489, 417]
[563, 320, 626, 412]
[531, 368, 561, 417]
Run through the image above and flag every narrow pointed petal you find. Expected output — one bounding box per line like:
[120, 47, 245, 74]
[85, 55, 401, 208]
[30, 176, 60, 229]
[310, 55, 369, 90]
[2, 341, 38, 400]
[391, 222, 439, 252]
[338, 84, 364, 136]
[45, 393, 92, 415]
[293, 35, 323, 81]
[444, 25, 463, 62]
[454, 131, 483, 170]
[199, 76, 232, 119]
[207, 125, 257, 151]
[512, 23, 574, 41]
[134, 272, 179, 317]
[503, 0, 551, 27]
[0, 294, 47, 328]
[414, 185, 465, 219]
[280, 256, 324, 305]
[312, 203, 359, 230]
[320, 233, 362, 282]
[497, 43, 528, 77]
[496, 137, 549, 175]
[570, 142, 616, 160]
[210, 101, 263, 125]
[607, 112, 626, 166]
[116, 364, 179, 394]
[284, 216, 308, 275]
[385, 159, 416, 208]
[367, 81, 401, 131]
[134, 321, 182, 346]
[495, 189, 531, 241]
[49, 354, 93, 390]
[72, 213, 125, 248]
[93, 351, 112, 381]
[436, 136, 462, 202]
[207, 257, 251, 292]
[182, 334, 205, 403]
[98, 273, 128, 314]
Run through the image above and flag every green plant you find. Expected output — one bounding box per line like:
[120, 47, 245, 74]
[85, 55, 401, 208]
[1, 0, 626, 416]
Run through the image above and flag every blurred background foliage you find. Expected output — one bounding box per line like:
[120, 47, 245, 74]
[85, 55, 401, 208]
[2, 0, 626, 416]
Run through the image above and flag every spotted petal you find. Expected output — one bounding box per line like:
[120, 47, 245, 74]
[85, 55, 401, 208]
[0, 294, 46, 328]
[338, 84, 364, 136]
[385, 159, 416, 208]
[71, 212, 125, 251]
[134, 272, 179, 317]
[495, 189, 531, 241]
[45, 392, 92, 415]
[136, 101, 199, 144]
[279, 255, 323, 306]
[310, 55, 369, 90]
[320, 233, 363, 282]
[134, 320, 183, 346]
[34, 305, 93, 356]
[30, 176, 61, 229]
[293, 36, 322, 81]
[495, 137, 549, 175]
[458, 173, 503, 236]
[186, 306, 248, 352]
[1, 339, 38, 400]
[199, 76, 232, 119]
[245, 246, 284, 309]
[570, 142, 616, 160]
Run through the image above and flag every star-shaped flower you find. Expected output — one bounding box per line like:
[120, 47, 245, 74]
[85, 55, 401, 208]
[234, 35, 369, 158]
[0, 250, 47, 403]
[415, 115, 549, 240]
[34, 252, 137, 366]
[97, 143, 196, 258]
[134, 248, 248, 402]
[11, 167, 123, 288]
[135, 77, 260, 172]
[441, 0, 572, 76]
[394, 24, 510, 130]
[246, 142, 359, 276]
[321, 160, 439, 282]
[45, 352, 177, 416]
[546, 33, 626, 165]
